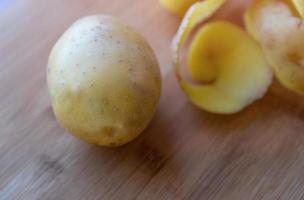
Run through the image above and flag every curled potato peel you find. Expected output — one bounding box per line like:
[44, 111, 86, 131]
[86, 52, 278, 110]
[245, 0, 304, 94]
[173, 0, 273, 114]
[281, 0, 302, 17]
[172, 0, 226, 56]
[159, 0, 199, 16]
[292, 0, 304, 18]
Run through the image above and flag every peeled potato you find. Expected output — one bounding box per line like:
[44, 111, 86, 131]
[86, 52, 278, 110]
[47, 15, 161, 146]
[245, 0, 304, 94]
[159, 0, 199, 16]
[173, 0, 273, 114]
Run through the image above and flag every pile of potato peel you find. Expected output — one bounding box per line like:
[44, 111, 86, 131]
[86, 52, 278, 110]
[161, 0, 304, 114]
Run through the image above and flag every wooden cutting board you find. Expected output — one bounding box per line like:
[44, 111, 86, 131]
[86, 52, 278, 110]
[1, 0, 304, 199]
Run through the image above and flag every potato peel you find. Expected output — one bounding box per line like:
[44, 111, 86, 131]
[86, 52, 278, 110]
[245, 0, 304, 94]
[172, 0, 226, 55]
[292, 0, 304, 18]
[159, 0, 199, 16]
[173, 0, 273, 114]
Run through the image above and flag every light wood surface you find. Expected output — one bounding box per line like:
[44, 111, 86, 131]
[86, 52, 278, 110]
[1, 0, 304, 199]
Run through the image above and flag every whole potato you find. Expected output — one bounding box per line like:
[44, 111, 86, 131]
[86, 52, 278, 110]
[47, 15, 161, 147]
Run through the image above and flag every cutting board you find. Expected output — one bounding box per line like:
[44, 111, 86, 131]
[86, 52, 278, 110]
[1, 0, 304, 199]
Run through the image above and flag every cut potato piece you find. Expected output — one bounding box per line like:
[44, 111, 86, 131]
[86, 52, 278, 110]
[245, 0, 304, 94]
[173, 0, 272, 114]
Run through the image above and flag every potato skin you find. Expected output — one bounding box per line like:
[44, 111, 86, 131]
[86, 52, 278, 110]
[47, 15, 161, 146]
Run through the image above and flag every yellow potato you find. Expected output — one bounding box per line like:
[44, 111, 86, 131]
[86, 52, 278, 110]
[47, 15, 161, 147]
[173, 0, 272, 114]
[245, 0, 304, 94]
[159, 0, 199, 16]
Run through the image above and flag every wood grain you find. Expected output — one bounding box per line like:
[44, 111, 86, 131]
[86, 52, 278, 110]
[1, 0, 304, 199]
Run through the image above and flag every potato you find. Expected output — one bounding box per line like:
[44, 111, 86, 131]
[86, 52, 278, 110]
[47, 15, 161, 147]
